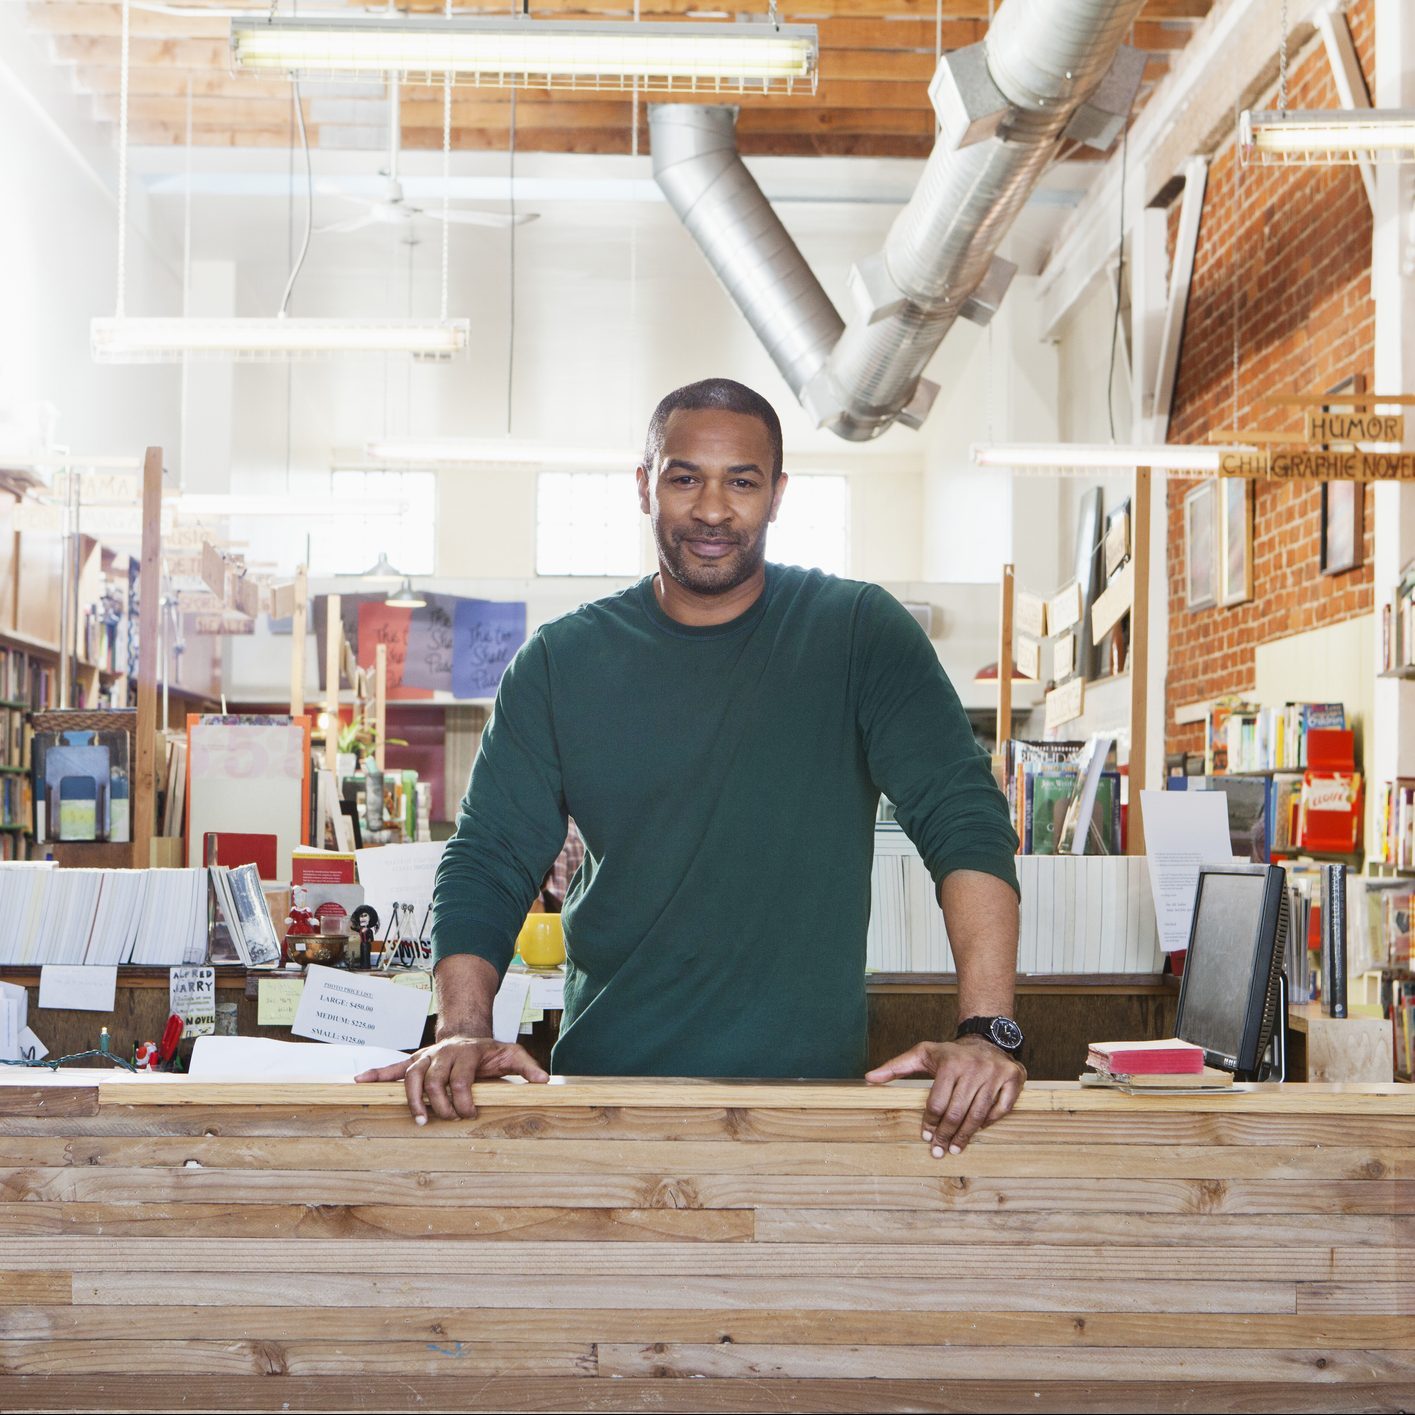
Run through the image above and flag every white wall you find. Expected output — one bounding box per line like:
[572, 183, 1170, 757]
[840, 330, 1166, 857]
[0, 13, 182, 462]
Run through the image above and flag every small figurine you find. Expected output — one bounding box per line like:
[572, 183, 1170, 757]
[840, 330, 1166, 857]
[134, 1040, 159, 1071]
[350, 905, 379, 970]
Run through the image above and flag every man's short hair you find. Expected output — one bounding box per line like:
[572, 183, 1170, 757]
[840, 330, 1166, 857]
[642, 379, 784, 483]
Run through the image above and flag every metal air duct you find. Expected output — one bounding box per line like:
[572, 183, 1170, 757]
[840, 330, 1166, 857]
[650, 0, 1148, 441]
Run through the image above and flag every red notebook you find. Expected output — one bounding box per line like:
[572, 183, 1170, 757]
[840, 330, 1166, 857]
[1087, 1038, 1205, 1075]
[203, 831, 278, 883]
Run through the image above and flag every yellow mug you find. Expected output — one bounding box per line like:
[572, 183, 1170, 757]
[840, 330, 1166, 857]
[516, 912, 565, 968]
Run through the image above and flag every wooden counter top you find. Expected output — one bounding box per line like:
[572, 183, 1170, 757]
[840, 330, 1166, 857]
[0, 1077, 1411, 1412]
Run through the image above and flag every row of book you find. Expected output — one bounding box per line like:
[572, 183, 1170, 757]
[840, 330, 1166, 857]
[1, 773, 32, 831]
[1380, 559, 1415, 674]
[0, 864, 211, 966]
[1, 705, 27, 771]
[1002, 739, 1122, 856]
[1375, 779, 1415, 869]
[0, 648, 55, 712]
[1382, 976, 1415, 1079]
[0, 832, 36, 862]
[867, 824, 1161, 975]
[1203, 700, 1345, 775]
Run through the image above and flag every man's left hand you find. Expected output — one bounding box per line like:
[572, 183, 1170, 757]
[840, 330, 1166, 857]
[865, 1036, 1025, 1155]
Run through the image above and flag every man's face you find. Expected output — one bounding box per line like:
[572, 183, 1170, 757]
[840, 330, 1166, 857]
[637, 408, 787, 596]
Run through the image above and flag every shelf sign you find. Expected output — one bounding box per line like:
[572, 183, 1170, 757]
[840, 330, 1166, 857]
[1045, 676, 1085, 731]
[1220, 450, 1415, 481]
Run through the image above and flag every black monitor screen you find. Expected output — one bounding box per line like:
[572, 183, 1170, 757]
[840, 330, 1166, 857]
[1176, 870, 1278, 1071]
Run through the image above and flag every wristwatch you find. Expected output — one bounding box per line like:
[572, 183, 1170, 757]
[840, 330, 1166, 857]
[955, 1015, 1025, 1057]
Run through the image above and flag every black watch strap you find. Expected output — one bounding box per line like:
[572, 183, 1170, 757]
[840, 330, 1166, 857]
[955, 1015, 1025, 1056]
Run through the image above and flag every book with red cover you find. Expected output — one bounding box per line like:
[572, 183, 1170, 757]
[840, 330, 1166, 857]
[1087, 1038, 1205, 1075]
[203, 831, 278, 883]
[290, 848, 357, 887]
[1306, 728, 1355, 772]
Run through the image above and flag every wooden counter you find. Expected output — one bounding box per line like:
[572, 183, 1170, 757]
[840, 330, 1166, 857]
[0, 1077, 1411, 1412]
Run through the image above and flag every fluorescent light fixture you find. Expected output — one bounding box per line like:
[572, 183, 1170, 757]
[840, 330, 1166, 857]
[91, 317, 471, 363]
[364, 438, 636, 468]
[231, 14, 818, 94]
[972, 442, 1229, 473]
[171, 495, 409, 518]
[385, 577, 427, 609]
[1240, 108, 1415, 165]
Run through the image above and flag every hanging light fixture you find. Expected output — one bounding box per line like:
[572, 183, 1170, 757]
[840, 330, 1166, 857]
[231, 14, 818, 95]
[385, 576, 427, 609]
[358, 551, 404, 584]
[1239, 109, 1415, 165]
[971, 443, 1234, 473]
[92, 0, 471, 365]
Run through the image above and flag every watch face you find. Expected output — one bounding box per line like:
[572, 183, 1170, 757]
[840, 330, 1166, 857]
[989, 1017, 1024, 1051]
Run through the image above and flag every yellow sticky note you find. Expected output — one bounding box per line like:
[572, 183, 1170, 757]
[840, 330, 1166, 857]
[256, 977, 305, 1026]
[390, 970, 437, 1015]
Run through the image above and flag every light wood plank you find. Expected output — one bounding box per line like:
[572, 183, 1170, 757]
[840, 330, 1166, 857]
[89, 1078, 1415, 1114]
[70, 1271, 1298, 1314]
[0, 1274, 68, 1306]
[0, 1340, 596, 1377]
[3, 1167, 1409, 1213]
[0, 1237, 1341, 1280]
[0, 1203, 753, 1242]
[598, 1341, 1415, 1383]
[1, 1306, 1406, 1350]
[1298, 1284, 1415, 1316]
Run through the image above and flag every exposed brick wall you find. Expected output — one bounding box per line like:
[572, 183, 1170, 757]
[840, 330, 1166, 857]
[1164, 0, 1376, 759]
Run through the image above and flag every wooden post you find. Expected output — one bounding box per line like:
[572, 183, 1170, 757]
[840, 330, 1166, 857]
[1128, 467, 1152, 856]
[290, 563, 307, 719]
[374, 642, 387, 772]
[324, 593, 341, 780]
[996, 563, 1014, 762]
[132, 446, 162, 868]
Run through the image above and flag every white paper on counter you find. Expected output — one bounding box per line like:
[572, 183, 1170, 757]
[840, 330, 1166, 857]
[38, 965, 118, 1013]
[188, 1035, 411, 1080]
[18, 1026, 47, 1062]
[1140, 790, 1234, 954]
[354, 842, 445, 934]
[0, 981, 27, 1033]
[492, 971, 533, 1044]
[291, 964, 429, 1051]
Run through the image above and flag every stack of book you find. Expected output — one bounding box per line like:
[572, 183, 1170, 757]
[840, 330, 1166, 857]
[1003, 739, 1121, 856]
[1375, 778, 1415, 868]
[1204, 700, 1345, 775]
[1380, 558, 1415, 674]
[1084, 1038, 1232, 1090]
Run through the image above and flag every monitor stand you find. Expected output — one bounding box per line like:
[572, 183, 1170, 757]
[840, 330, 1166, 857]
[1253, 972, 1289, 1083]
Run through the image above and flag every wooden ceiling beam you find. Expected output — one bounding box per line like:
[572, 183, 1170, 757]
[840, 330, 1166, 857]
[30, 0, 1213, 37]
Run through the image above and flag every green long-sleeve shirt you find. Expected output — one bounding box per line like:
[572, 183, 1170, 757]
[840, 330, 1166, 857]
[432, 564, 1019, 1078]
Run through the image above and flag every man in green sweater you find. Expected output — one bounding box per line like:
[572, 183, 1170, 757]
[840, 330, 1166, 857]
[358, 378, 1025, 1156]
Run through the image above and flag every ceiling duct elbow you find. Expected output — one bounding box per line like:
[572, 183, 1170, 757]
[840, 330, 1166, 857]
[651, 0, 1147, 442]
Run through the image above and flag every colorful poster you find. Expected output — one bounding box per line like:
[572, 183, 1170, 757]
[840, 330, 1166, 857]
[452, 598, 526, 699]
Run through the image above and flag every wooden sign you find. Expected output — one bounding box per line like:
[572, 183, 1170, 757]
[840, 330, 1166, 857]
[200, 541, 226, 597]
[1091, 560, 1135, 645]
[52, 469, 139, 504]
[1220, 450, 1415, 481]
[270, 581, 297, 620]
[165, 525, 210, 549]
[1016, 635, 1041, 681]
[191, 613, 256, 636]
[1307, 410, 1403, 443]
[12, 500, 62, 534]
[232, 574, 260, 620]
[165, 550, 201, 577]
[176, 592, 226, 614]
[1053, 631, 1075, 681]
[1104, 509, 1130, 577]
[1015, 592, 1046, 639]
[1046, 582, 1082, 636]
[1044, 675, 1085, 731]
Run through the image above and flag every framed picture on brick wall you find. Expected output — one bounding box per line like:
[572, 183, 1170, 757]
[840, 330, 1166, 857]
[1320, 482, 1363, 577]
[1220, 477, 1253, 607]
[1184, 479, 1217, 611]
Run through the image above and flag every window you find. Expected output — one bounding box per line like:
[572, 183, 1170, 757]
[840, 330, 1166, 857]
[768, 474, 849, 577]
[537, 471, 640, 576]
[311, 470, 436, 576]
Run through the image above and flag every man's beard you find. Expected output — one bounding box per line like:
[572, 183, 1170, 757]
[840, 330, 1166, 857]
[655, 522, 768, 596]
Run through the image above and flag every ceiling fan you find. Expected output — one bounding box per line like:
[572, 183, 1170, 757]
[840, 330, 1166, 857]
[316, 85, 536, 235]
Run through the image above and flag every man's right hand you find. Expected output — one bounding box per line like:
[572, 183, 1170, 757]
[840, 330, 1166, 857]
[354, 1035, 550, 1124]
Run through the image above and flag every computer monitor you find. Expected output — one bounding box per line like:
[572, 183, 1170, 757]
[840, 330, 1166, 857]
[1175, 864, 1289, 1082]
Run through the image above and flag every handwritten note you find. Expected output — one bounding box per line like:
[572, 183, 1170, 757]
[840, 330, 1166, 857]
[451, 598, 526, 698]
[355, 841, 445, 929]
[257, 976, 306, 1025]
[292, 965, 428, 1050]
[38, 965, 118, 1013]
[169, 966, 216, 1036]
[1140, 790, 1233, 954]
